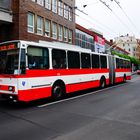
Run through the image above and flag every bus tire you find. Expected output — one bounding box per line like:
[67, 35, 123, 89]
[52, 81, 65, 100]
[100, 77, 106, 89]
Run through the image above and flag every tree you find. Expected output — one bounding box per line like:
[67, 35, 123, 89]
[111, 51, 140, 65]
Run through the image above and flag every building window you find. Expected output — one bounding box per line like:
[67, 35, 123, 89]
[58, 25, 63, 41]
[27, 12, 34, 33]
[68, 30, 72, 43]
[69, 7, 72, 21]
[52, 0, 57, 13]
[37, 16, 43, 35]
[45, 0, 51, 10]
[52, 22, 57, 39]
[64, 27, 68, 42]
[45, 19, 50, 37]
[64, 4, 68, 19]
[75, 29, 94, 50]
[133, 48, 135, 51]
[58, 0, 63, 16]
[37, 0, 44, 6]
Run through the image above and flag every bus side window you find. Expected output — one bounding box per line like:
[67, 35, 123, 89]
[92, 54, 100, 68]
[116, 58, 120, 68]
[81, 53, 91, 68]
[68, 51, 80, 69]
[100, 55, 107, 68]
[52, 49, 66, 69]
[27, 46, 49, 69]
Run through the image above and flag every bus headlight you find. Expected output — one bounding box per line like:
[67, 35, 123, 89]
[8, 86, 15, 92]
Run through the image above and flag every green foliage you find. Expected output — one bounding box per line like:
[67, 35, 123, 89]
[111, 51, 140, 65]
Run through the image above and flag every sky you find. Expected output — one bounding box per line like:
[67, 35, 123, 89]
[76, 0, 140, 40]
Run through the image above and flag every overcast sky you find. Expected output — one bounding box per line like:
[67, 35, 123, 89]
[76, 0, 140, 40]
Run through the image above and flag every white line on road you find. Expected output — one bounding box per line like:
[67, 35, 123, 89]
[38, 83, 128, 108]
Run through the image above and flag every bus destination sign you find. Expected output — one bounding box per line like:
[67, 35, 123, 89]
[0, 43, 17, 51]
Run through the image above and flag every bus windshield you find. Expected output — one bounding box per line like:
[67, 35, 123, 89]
[0, 49, 19, 74]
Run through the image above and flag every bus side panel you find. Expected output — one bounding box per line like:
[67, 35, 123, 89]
[66, 80, 100, 93]
[66, 78, 110, 93]
[115, 69, 131, 83]
[18, 87, 52, 102]
[126, 75, 131, 80]
[115, 77, 124, 83]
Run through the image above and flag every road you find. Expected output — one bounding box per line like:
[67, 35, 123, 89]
[0, 75, 140, 140]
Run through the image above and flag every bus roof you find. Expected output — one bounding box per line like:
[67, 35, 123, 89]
[22, 40, 93, 53]
[0, 40, 130, 61]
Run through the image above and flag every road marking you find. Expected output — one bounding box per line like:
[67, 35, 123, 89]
[38, 83, 127, 108]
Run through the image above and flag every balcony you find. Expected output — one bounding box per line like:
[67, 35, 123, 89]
[0, 0, 12, 23]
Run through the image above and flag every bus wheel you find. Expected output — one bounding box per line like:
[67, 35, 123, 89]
[52, 83, 65, 100]
[100, 77, 106, 89]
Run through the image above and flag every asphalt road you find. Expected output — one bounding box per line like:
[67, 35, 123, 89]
[0, 75, 140, 140]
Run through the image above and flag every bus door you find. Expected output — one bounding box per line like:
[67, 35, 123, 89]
[108, 55, 115, 85]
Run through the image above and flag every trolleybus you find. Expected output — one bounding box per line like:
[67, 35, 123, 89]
[0, 40, 131, 102]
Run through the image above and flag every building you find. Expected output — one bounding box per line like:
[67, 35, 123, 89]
[75, 24, 106, 53]
[114, 34, 137, 58]
[105, 39, 130, 55]
[0, 0, 13, 42]
[88, 28, 105, 53]
[75, 24, 94, 51]
[0, 0, 75, 44]
[136, 39, 140, 60]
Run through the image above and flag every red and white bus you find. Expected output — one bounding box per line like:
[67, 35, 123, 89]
[0, 40, 131, 102]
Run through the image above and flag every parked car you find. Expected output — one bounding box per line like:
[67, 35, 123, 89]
[137, 69, 140, 74]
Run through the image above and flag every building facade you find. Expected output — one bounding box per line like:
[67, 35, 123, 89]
[75, 24, 94, 51]
[136, 39, 140, 60]
[75, 24, 106, 53]
[105, 39, 130, 55]
[114, 34, 137, 58]
[0, 0, 13, 42]
[0, 0, 75, 44]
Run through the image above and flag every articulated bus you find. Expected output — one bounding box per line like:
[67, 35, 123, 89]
[0, 40, 131, 102]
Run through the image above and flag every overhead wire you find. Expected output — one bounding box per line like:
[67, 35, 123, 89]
[75, 1, 119, 39]
[76, 11, 118, 37]
[110, 0, 140, 36]
[77, 0, 136, 37]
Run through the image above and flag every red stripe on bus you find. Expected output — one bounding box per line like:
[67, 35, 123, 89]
[18, 87, 52, 102]
[115, 77, 124, 83]
[0, 68, 131, 78]
[126, 76, 131, 80]
[115, 76, 131, 83]
[0, 85, 9, 91]
[66, 80, 100, 93]
[16, 69, 110, 78]
[115, 69, 131, 72]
